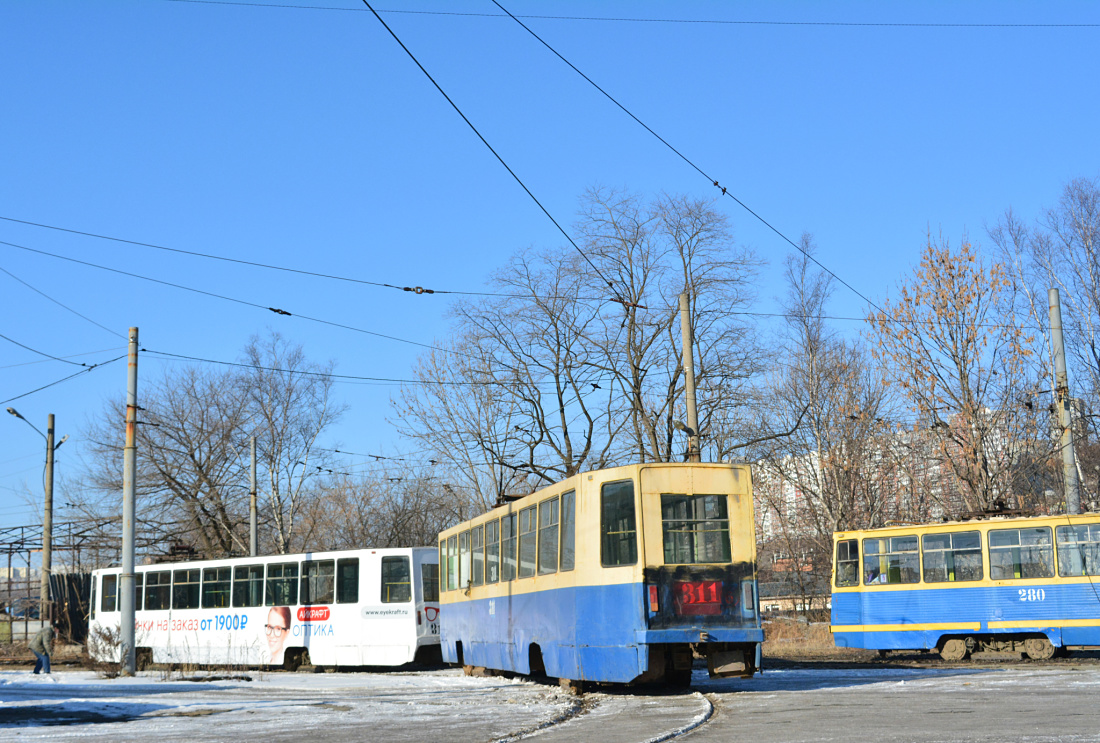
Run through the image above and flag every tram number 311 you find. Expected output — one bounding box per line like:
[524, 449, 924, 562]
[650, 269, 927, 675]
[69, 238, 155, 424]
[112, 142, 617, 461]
[1018, 588, 1046, 602]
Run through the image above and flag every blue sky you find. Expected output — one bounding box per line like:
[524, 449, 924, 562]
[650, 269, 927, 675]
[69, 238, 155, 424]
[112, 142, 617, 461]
[2, 0, 1099, 531]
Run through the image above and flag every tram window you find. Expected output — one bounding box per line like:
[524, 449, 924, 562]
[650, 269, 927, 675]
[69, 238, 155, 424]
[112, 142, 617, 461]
[447, 535, 458, 591]
[601, 480, 638, 567]
[990, 527, 1054, 580]
[233, 565, 264, 607]
[835, 540, 859, 587]
[989, 527, 1054, 580]
[145, 571, 171, 610]
[90, 579, 97, 620]
[173, 569, 201, 610]
[862, 535, 919, 584]
[1057, 524, 1100, 576]
[471, 526, 485, 587]
[382, 556, 412, 603]
[922, 531, 982, 583]
[201, 567, 232, 608]
[336, 558, 359, 603]
[459, 531, 471, 589]
[660, 494, 731, 564]
[133, 572, 144, 611]
[266, 562, 299, 606]
[101, 573, 118, 613]
[422, 562, 439, 602]
[485, 519, 501, 584]
[519, 506, 538, 578]
[301, 560, 335, 605]
[502, 513, 518, 581]
[560, 490, 575, 571]
[538, 497, 560, 575]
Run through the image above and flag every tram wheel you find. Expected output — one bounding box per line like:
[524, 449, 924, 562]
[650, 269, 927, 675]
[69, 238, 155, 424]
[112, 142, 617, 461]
[1024, 637, 1056, 660]
[939, 638, 969, 662]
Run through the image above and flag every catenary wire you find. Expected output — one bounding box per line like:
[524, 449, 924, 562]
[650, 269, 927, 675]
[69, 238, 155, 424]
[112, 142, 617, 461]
[0, 265, 126, 339]
[0, 347, 129, 371]
[0, 332, 94, 368]
[0, 218, 1048, 331]
[145, 348, 492, 386]
[156, 1, 1100, 27]
[358, 0, 633, 308]
[0, 239, 464, 358]
[0, 215, 508, 299]
[491, 0, 883, 316]
[1, 355, 126, 406]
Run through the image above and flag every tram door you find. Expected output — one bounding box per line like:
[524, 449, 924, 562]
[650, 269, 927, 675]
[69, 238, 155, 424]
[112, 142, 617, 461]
[414, 551, 441, 641]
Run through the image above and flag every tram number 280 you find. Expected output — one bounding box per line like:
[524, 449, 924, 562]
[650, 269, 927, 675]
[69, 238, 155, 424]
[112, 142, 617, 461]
[1018, 588, 1046, 602]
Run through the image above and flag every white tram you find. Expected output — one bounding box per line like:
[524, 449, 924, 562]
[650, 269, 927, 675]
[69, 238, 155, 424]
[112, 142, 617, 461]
[89, 547, 440, 670]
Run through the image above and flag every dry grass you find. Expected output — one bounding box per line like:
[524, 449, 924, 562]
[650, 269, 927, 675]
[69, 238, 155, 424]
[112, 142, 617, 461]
[0, 642, 85, 667]
[763, 617, 877, 660]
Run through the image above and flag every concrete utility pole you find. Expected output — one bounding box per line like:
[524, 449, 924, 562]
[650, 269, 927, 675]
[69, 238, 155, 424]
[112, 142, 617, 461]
[1049, 289, 1081, 515]
[5, 408, 66, 621]
[120, 327, 139, 675]
[250, 436, 257, 557]
[679, 292, 701, 463]
[42, 414, 54, 621]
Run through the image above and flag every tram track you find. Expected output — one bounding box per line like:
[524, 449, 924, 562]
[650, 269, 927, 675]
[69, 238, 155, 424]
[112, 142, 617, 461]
[490, 686, 716, 743]
[489, 691, 591, 743]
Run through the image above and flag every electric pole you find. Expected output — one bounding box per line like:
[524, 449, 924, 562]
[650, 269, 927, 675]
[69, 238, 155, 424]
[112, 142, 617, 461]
[120, 327, 139, 675]
[250, 435, 257, 557]
[679, 292, 701, 462]
[42, 414, 54, 621]
[1049, 288, 1081, 514]
[5, 408, 66, 622]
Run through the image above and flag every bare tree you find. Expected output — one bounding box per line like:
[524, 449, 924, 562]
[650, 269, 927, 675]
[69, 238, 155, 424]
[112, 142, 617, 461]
[393, 335, 539, 507]
[304, 472, 476, 550]
[395, 189, 763, 500]
[577, 188, 761, 462]
[991, 177, 1100, 507]
[752, 239, 897, 612]
[868, 237, 1035, 514]
[80, 332, 342, 559]
[242, 332, 344, 554]
[83, 365, 252, 557]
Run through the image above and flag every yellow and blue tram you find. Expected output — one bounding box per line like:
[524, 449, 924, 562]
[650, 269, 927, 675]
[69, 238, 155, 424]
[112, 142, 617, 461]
[438, 463, 762, 685]
[831, 513, 1100, 660]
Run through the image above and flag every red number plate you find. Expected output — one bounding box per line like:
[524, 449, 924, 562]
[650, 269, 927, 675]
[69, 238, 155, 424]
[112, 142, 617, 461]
[674, 580, 722, 616]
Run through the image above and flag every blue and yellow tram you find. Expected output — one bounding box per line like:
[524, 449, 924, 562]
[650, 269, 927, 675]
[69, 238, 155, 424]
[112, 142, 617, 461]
[831, 513, 1100, 660]
[438, 463, 762, 685]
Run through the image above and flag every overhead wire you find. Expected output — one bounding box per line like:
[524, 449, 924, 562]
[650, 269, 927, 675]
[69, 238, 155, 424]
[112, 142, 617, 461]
[0, 238, 461, 358]
[0, 347, 129, 371]
[0, 215, 506, 299]
[141, 347, 611, 391]
[357, 0, 634, 309]
[1, 355, 126, 406]
[0, 332, 96, 368]
[0, 265, 126, 340]
[156, 1, 1100, 28]
[0, 226, 1049, 332]
[144, 348, 478, 386]
[490, 0, 883, 316]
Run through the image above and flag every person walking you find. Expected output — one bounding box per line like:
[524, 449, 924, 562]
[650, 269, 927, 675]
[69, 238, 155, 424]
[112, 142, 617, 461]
[30, 621, 56, 675]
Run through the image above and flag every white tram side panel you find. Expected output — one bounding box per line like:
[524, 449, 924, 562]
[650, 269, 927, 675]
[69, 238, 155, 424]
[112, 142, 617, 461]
[89, 547, 440, 668]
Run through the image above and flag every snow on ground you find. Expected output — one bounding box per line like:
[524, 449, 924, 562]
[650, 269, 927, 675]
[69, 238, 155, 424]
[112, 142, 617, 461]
[0, 668, 574, 742]
[5, 665, 1100, 743]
